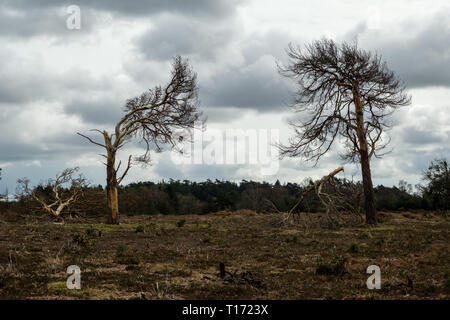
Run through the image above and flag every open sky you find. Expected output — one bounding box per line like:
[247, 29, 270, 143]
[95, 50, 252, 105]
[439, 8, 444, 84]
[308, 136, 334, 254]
[0, 0, 449, 194]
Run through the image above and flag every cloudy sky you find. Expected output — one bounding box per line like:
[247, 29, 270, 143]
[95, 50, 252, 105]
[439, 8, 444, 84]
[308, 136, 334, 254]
[0, 0, 449, 194]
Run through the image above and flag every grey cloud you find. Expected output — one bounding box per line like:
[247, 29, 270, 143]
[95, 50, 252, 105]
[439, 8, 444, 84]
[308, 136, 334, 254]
[241, 30, 294, 63]
[202, 57, 290, 111]
[202, 106, 244, 123]
[2, 0, 240, 19]
[138, 16, 236, 61]
[64, 97, 124, 126]
[0, 0, 241, 39]
[1, 0, 448, 192]
[153, 153, 185, 179]
[83, 0, 239, 17]
[156, 161, 249, 182]
[0, 56, 54, 104]
[0, 48, 113, 105]
[343, 11, 450, 88]
[0, 5, 98, 38]
[0, 140, 50, 162]
[401, 125, 446, 145]
[0, 136, 83, 162]
[395, 148, 449, 176]
[199, 30, 296, 112]
[136, 23, 292, 112]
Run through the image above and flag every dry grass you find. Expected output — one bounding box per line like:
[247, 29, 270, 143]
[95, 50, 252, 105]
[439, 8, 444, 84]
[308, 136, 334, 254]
[0, 211, 448, 299]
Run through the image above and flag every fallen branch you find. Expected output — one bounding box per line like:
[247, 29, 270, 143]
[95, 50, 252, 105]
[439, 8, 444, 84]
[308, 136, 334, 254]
[30, 167, 87, 219]
[284, 166, 344, 223]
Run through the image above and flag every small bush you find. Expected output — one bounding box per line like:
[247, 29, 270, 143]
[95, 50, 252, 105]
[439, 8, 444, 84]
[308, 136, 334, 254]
[285, 235, 298, 243]
[115, 244, 128, 257]
[72, 233, 94, 248]
[115, 244, 139, 265]
[117, 255, 139, 265]
[135, 225, 145, 233]
[315, 255, 349, 275]
[176, 219, 186, 228]
[347, 243, 358, 253]
[85, 226, 100, 238]
[146, 222, 165, 235]
[375, 237, 385, 247]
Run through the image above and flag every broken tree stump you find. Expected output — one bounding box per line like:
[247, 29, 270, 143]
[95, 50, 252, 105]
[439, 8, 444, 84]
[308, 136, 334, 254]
[284, 166, 344, 223]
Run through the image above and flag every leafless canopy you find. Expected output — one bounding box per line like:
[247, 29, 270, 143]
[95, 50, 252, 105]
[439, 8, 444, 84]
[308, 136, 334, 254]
[278, 39, 411, 163]
[78, 56, 203, 180]
[119, 55, 202, 159]
[30, 167, 87, 217]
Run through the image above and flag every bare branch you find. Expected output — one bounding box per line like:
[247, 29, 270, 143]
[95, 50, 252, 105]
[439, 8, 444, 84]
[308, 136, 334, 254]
[31, 167, 87, 218]
[117, 155, 132, 185]
[77, 132, 107, 149]
[278, 39, 411, 163]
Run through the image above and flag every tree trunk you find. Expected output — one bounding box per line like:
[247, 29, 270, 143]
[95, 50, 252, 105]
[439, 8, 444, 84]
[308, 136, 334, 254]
[105, 141, 120, 224]
[359, 149, 377, 225]
[106, 182, 119, 224]
[353, 88, 377, 226]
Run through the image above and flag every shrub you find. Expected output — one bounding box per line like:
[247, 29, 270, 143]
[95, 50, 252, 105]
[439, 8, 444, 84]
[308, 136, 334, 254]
[117, 255, 139, 265]
[285, 235, 298, 243]
[85, 226, 100, 238]
[135, 225, 145, 233]
[176, 219, 186, 228]
[72, 233, 94, 248]
[315, 255, 349, 275]
[115, 244, 139, 265]
[347, 243, 358, 253]
[115, 244, 128, 257]
[375, 237, 384, 247]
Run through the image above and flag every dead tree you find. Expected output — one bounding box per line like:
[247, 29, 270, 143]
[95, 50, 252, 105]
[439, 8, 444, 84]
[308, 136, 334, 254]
[78, 56, 202, 224]
[278, 39, 411, 225]
[284, 166, 364, 227]
[31, 167, 87, 218]
[285, 166, 343, 222]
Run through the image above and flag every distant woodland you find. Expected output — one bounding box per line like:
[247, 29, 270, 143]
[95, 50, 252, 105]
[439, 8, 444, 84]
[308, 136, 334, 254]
[2, 158, 448, 218]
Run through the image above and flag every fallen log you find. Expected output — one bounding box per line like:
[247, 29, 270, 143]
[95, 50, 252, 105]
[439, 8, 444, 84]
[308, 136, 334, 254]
[284, 166, 344, 222]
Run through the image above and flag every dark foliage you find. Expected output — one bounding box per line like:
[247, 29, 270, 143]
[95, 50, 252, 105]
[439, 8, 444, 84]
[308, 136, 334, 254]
[2, 159, 448, 217]
[114, 178, 437, 216]
[420, 158, 450, 211]
[374, 185, 423, 211]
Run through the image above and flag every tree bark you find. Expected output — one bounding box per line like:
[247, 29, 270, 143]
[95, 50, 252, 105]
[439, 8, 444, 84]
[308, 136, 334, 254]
[353, 88, 377, 225]
[359, 149, 377, 225]
[106, 182, 119, 224]
[105, 134, 120, 224]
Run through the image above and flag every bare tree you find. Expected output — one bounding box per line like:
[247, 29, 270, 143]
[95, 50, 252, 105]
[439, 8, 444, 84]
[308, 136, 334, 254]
[278, 39, 411, 225]
[78, 56, 202, 224]
[29, 167, 87, 217]
[16, 177, 31, 201]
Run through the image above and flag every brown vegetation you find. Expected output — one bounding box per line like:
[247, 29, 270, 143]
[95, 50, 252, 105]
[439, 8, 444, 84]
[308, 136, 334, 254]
[0, 211, 448, 299]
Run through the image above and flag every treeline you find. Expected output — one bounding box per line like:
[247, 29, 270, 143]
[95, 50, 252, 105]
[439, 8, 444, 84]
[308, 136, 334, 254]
[1, 158, 448, 216]
[114, 177, 443, 216]
[117, 158, 449, 215]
